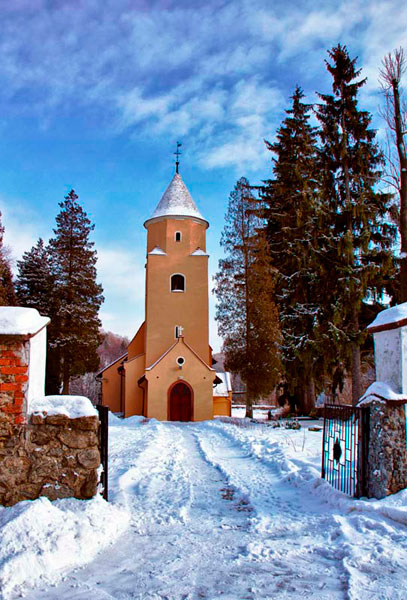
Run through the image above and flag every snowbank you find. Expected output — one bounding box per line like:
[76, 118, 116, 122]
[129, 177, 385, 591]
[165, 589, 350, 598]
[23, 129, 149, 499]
[30, 395, 98, 418]
[0, 495, 129, 599]
[0, 307, 49, 336]
[205, 419, 407, 526]
[368, 302, 407, 331]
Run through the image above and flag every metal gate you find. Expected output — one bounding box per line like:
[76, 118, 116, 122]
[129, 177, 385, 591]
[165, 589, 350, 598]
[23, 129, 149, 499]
[97, 404, 109, 501]
[321, 404, 370, 498]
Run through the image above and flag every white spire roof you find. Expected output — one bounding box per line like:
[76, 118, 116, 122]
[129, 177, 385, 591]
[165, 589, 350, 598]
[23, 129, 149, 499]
[144, 173, 208, 228]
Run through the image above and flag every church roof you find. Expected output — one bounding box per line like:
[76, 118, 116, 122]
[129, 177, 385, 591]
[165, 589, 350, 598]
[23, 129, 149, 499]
[144, 172, 208, 228]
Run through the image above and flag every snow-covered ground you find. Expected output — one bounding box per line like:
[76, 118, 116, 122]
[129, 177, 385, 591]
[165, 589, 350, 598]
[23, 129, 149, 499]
[2, 415, 407, 599]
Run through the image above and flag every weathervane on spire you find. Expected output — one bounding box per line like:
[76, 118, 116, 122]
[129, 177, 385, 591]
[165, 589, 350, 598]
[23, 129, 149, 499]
[174, 141, 182, 174]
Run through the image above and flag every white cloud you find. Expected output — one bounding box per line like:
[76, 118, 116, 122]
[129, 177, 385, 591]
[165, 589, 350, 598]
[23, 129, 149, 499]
[0, 0, 405, 173]
[0, 196, 51, 269]
[96, 246, 145, 300]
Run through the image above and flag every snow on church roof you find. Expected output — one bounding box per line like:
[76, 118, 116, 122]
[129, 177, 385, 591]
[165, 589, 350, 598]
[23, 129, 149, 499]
[0, 307, 50, 336]
[144, 173, 208, 228]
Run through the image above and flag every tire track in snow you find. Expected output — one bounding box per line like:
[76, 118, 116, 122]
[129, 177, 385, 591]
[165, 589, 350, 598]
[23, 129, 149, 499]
[22, 421, 386, 600]
[21, 423, 257, 600]
[115, 421, 194, 528]
[200, 421, 407, 600]
[193, 422, 348, 599]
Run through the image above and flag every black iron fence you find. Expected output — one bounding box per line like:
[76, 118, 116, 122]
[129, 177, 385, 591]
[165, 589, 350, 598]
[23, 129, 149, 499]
[97, 404, 109, 501]
[321, 404, 370, 498]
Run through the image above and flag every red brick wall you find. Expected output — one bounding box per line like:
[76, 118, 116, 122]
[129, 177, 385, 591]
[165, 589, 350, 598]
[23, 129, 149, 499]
[0, 338, 29, 427]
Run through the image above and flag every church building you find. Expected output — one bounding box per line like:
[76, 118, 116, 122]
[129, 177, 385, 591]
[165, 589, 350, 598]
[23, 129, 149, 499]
[98, 170, 231, 421]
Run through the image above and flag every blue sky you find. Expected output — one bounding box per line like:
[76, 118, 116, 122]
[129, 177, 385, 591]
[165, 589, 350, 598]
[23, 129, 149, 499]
[1, 0, 405, 351]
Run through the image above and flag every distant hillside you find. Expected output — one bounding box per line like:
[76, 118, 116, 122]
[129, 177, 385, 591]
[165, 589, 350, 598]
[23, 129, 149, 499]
[212, 352, 225, 372]
[70, 330, 129, 402]
[98, 330, 129, 368]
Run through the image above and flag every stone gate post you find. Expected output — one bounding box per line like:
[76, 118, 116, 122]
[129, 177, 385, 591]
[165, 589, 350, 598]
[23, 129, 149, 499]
[359, 304, 407, 498]
[0, 307, 49, 432]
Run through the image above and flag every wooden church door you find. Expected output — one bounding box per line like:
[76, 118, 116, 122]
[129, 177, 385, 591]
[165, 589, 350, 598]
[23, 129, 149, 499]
[169, 382, 192, 421]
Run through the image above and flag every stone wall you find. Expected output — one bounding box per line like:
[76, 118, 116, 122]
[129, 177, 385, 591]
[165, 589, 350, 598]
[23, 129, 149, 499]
[0, 412, 100, 506]
[366, 400, 407, 499]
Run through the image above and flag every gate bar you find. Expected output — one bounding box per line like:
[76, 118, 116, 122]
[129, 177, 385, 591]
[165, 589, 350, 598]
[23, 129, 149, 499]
[97, 404, 109, 501]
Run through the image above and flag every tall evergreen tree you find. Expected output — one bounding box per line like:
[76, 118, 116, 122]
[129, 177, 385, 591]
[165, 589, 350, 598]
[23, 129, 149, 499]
[47, 190, 104, 394]
[316, 45, 397, 403]
[261, 87, 323, 414]
[16, 238, 53, 315]
[215, 177, 281, 418]
[0, 212, 17, 306]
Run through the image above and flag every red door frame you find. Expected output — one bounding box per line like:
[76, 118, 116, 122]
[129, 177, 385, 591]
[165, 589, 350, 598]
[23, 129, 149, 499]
[167, 380, 194, 422]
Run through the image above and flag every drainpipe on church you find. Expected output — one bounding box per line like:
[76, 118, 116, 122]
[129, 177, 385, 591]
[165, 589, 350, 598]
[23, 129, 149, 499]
[138, 376, 146, 417]
[118, 364, 125, 415]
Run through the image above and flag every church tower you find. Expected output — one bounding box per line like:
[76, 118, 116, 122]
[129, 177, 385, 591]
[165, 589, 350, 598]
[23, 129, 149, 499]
[99, 170, 218, 421]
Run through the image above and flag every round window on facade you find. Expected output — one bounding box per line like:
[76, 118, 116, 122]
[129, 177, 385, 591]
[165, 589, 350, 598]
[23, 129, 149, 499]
[176, 356, 185, 368]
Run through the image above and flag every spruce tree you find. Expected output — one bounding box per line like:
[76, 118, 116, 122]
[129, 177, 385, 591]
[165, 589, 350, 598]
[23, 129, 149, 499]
[316, 45, 397, 403]
[0, 212, 17, 306]
[215, 177, 281, 417]
[16, 238, 53, 315]
[47, 190, 104, 394]
[261, 87, 323, 414]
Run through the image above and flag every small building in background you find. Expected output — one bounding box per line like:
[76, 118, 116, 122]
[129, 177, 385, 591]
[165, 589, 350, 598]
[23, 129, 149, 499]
[213, 372, 232, 416]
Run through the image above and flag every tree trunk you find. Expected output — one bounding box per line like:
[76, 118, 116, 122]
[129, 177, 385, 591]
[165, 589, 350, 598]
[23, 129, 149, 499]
[306, 378, 315, 413]
[245, 396, 253, 418]
[392, 78, 407, 301]
[297, 374, 316, 415]
[62, 361, 70, 395]
[351, 307, 362, 405]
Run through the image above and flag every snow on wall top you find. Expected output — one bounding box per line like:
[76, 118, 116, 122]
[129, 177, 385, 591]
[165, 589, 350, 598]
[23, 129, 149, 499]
[367, 302, 407, 333]
[30, 395, 98, 418]
[0, 307, 50, 336]
[144, 173, 208, 227]
[358, 381, 407, 405]
[213, 372, 232, 397]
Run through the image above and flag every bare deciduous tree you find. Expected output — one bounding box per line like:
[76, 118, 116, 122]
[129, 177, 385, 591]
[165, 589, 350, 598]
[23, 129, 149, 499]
[380, 48, 407, 301]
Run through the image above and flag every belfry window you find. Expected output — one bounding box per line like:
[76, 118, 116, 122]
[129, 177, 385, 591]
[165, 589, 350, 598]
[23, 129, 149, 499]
[175, 231, 182, 242]
[171, 274, 185, 292]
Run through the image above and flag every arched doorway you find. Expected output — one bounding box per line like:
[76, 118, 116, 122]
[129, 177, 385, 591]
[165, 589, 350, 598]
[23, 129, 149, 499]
[168, 382, 193, 422]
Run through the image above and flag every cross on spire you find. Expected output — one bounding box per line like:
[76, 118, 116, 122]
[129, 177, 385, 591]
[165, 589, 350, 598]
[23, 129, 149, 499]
[174, 141, 182, 173]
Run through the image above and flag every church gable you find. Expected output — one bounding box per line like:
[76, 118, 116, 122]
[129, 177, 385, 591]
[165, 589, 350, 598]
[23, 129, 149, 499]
[127, 321, 146, 360]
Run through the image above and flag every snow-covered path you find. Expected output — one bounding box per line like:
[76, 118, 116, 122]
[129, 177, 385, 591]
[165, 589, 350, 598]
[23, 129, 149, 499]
[10, 417, 407, 599]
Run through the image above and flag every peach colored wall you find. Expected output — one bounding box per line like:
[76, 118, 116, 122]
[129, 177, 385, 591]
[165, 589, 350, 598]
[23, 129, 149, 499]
[128, 322, 145, 360]
[147, 220, 168, 253]
[147, 218, 206, 254]
[101, 358, 124, 413]
[145, 218, 209, 368]
[145, 339, 214, 421]
[124, 354, 145, 417]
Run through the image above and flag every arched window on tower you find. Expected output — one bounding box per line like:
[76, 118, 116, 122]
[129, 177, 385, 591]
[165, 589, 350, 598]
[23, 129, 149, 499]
[175, 231, 182, 242]
[171, 274, 185, 292]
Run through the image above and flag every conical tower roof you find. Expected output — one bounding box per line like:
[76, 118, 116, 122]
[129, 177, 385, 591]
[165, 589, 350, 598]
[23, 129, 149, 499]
[144, 173, 208, 228]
